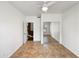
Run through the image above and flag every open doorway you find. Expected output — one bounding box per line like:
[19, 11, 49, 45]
[27, 22, 34, 41]
[43, 22, 51, 44]
[43, 22, 60, 44]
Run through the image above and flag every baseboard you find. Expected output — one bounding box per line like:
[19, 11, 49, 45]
[62, 43, 79, 57]
[8, 43, 23, 58]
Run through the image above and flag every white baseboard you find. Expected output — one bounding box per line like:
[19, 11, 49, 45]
[62, 43, 79, 57]
[8, 43, 23, 58]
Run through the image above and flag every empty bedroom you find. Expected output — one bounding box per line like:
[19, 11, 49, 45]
[0, 0, 79, 58]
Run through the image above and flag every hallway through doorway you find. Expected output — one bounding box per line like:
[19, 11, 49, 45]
[27, 23, 33, 41]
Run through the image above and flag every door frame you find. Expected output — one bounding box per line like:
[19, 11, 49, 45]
[41, 21, 62, 44]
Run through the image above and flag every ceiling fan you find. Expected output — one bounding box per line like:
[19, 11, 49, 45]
[42, 1, 56, 12]
[29, 1, 56, 12]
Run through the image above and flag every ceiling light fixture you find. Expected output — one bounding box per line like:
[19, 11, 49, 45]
[42, 6, 48, 12]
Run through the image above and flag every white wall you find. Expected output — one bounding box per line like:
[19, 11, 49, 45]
[41, 13, 62, 22]
[0, 2, 25, 57]
[41, 13, 62, 44]
[25, 16, 41, 42]
[23, 21, 27, 43]
[62, 3, 79, 57]
[50, 22, 60, 42]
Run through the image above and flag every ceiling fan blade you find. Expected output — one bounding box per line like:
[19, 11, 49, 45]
[31, 5, 42, 7]
[46, 1, 56, 7]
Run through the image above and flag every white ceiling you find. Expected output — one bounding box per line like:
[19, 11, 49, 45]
[9, 1, 79, 16]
